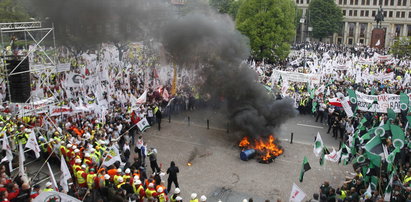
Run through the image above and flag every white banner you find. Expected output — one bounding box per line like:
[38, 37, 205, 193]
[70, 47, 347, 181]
[355, 91, 411, 113]
[102, 146, 121, 167]
[57, 63, 71, 72]
[271, 70, 321, 84]
[33, 191, 81, 202]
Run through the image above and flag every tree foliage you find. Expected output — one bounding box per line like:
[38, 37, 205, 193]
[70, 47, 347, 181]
[389, 37, 411, 59]
[0, 0, 30, 22]
[236, 0, 296, 62]
[308, 0, 343, 40]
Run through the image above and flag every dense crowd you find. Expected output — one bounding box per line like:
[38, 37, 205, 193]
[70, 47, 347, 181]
[0, 43, 208, 202]
[254, 42, 411, 201]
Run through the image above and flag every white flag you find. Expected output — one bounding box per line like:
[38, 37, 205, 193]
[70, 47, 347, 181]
[136, 90, 147, 104]
[102, 146, 122, 167]
[313, 132, 324, 157]
[47, 162, 58, 191]
[25, 131, 41, 158]
[137, 118, 150, 132]
[1, 133, 13, 171]
[375, 39, 381, 46]
[19, 143, 28, 183]
[340, 97, 353, 118]
[60, 155, 72, 192]
[289, 183, 306, 202]
[325, 147, 341, 162]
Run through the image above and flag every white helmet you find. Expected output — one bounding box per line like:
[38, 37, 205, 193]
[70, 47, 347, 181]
[125, 168, 130, 174]
[90, 148, 95, 153]
[174, 188, 181, 194]
[200, 195, 207, 201]
[84, 153, 90, 158]
[117, 177, 124, 183]
[72, 145, 77, 150]
[74, 149, 80, 153]
[191, 193, 197, 199]
[81, 164, 86, 169]
[67, 144, 72, 148]
[45, 182, 52, 187]
[148, 183, 154, 188]
[133, 175, 139, 181]
[176, 196, 183, 201]
[134, 180, 142, 185]
[75, 159, 81, 164]
[157, 187, 163, 193]
[104, 174, 110, 180]
[117, 168, 122, 173]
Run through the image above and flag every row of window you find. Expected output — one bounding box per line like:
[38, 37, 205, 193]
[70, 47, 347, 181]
[339, 23, 411, 37]
[342, 9, 411, 18]
[296, 0, 409, 6]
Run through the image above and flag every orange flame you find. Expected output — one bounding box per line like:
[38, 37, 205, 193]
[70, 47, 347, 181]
[239, 136, 250, 148]
[239, 135, 283, 161]
[187, 162, 192, 166]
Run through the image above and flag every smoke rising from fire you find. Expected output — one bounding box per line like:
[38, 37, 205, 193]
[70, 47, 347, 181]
[28, 0, 297, 138]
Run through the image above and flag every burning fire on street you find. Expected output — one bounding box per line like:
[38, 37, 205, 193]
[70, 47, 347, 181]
[239, 135, 283, 163]
[187, 162, 192, 166]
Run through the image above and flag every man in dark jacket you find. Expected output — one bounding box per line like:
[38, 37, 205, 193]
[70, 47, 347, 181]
[156, 108, 162, 131]
[166, 161, 179, 193]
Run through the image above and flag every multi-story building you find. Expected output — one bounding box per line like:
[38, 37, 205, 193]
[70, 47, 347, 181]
[295, 0, 411, 47]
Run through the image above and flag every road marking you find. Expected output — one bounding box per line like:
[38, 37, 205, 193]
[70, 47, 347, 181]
[296, 123, 324, 129]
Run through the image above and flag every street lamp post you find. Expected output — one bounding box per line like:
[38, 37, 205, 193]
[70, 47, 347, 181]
[300, 16, 313, 73]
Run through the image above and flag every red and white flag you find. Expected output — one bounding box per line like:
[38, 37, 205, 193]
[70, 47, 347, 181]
[289, 183, 306, 202]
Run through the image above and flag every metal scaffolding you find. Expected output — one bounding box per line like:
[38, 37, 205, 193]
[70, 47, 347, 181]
[0, 21, 60, 116]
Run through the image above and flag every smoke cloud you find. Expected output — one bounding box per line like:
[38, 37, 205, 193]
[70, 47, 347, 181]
[27, 0, 297, 138]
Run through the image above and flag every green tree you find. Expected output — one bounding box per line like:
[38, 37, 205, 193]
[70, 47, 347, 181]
[0, 0, 30, 22]
[389, 37, 411, 59]
[209, 0, 245, 20]
[236, 0, 296, 62]
[308, 0, 343, 40]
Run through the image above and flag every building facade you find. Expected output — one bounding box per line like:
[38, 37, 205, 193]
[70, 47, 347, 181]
[296, 0, 411, 47]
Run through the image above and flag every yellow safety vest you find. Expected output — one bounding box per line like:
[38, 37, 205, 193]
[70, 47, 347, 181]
[190, 199, 199, 202]
[87, 173, 97, 189]
[403, 175, 411, 184]
[123, 174, 131, 183]
[133, 184, 144, 195]
[113, 175, 121, 185]
[77, 170, 86, 184]
[117, 182, 125, 189]
[43, 188, 54, 192]
[158, 193, 166, 202]
[145, 188, 156, 198]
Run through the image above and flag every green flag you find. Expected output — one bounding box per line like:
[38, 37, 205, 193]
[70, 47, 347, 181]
[370, 175, 379, 190]
[365, 135, 382, 152]
[299, 156, 311, 182]
[390, 124, 405, 149]
[386, 147, 400, 172]
[347, 89, 358, 113]
[365, 150, 381, 167]
[387, 108, 396, 121]
[400, 92, 409, 112]
[312, 102, 317, 113]
[367, 98, 378, 109]
[384, 171, 395, 201]
[406, 116, 411, 128]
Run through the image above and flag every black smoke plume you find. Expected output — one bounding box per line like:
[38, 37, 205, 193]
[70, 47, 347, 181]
[27, 0, 297, 138]
[161, 11, 298, 138]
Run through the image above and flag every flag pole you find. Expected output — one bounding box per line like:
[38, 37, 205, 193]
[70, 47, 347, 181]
[28, 149, 55, 184]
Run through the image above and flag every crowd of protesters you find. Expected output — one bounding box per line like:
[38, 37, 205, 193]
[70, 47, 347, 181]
[0, 43, 209, 202]
[253, 42, 411, 201]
